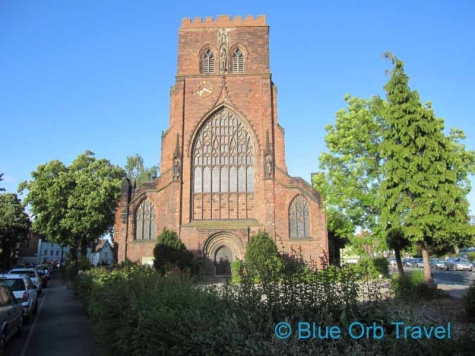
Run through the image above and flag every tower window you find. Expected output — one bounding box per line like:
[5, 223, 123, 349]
[202, 49, 215, 74]
[232, 48, 244, 73]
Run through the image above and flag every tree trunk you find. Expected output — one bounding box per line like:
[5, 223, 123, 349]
[80, 239, 88, 257]
[394, 248, 405, 277]
[422, 242, 436, 289]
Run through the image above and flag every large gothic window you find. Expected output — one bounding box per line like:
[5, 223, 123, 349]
[232, 48, 244, 73]
[289, 195, 311, 238]
[201, 49, 215, 74]
[135, 199, 157, 240]
[192, 108, 255, 220]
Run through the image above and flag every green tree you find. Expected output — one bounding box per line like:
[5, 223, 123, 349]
[125, 154, 160, 186]
[385, 227, 410, 277]
[153, 228, 193, 276]
[313, 95, 387, 253]
[18, 150, 125, 263]
[0, 193, 31, 269]
[245, 231, 282, 282]
[326, 208, 353, 266]
[379, 53, 475, 287]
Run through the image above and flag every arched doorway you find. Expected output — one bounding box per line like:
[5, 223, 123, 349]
[203, 232, 243, 276]
[215, 245, 232, 276]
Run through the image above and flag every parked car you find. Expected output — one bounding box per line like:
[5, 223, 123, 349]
[388, 258, 397, 266]
[0, 274, 38, 324]
[0, 283, 23, 354]
[36, 269, 48, 288]
[36, 264, 51, 280]
[445, 258, 471, 271]
[402, 258, 416, 267]
[8, 269, 42, 295]
[414, 258, 424, 268]
[430, 258, 445, 269]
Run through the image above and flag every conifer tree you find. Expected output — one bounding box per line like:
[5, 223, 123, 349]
[380, 53, 475, 286]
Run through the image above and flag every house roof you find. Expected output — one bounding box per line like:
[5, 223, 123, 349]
[95, 239, 109, 253]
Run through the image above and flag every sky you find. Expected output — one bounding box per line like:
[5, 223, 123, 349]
[1, 1, 474, 215]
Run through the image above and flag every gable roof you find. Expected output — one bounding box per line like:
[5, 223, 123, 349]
[95, 239, 110, 253]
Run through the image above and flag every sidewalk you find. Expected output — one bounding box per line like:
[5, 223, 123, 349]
[22, 272, 103, 356]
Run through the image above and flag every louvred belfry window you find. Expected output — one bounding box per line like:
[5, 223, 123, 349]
[289, 195, 311, 238]
[192, 108, 255, 220]
[135, 199, 157, 240]
[232, 48, 244, 73]
[202, 49, 215, 74]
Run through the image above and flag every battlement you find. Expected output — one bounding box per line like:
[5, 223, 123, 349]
[181, 15, 267, 29]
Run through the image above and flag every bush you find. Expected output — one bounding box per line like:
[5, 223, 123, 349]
[153, 228, 194, 276]
[391, 270, 440, 299]
[230, 259, 243, 283]
[462, 281, 475, 320]
[245, 231, 282, 282]
[76, 258, 475, 356]
[347, 257, 389, 280]
[64, 255, 93, 281]
[467, 251, 475, 262]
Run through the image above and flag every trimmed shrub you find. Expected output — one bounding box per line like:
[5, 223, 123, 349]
[153, 228, 194, 276]
[244, 230, 282, 282]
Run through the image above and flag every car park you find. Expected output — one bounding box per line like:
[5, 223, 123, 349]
[0, 283, 23, 354]
[8, 269, 42, 295]
[0, 274, 38, 324]
[445, 258, 471, 271]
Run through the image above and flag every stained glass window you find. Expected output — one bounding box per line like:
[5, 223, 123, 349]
[192, 108, 255, 219]
[135, 199, 157, 240]
[289, 195, 311, 238]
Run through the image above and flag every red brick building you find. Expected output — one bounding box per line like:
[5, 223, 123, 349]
[114, 15, 328, 276]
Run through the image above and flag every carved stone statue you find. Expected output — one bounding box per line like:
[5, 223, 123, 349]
[265, 155, 273, 178]
[173, 158, 181, 181]
[220, 47, 227, 74]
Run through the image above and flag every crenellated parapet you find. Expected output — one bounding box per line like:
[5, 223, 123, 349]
[181, 15, 267, 28]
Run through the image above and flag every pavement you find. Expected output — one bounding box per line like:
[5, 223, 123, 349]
[5, 271, 103, 356]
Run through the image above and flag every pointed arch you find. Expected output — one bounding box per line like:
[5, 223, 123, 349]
[201, 49, 215, 74]
[289, 195, 311, 239]
[232, 48, 245, 73]
[135, 199, 157, 240]
[191, 107, 256, 220]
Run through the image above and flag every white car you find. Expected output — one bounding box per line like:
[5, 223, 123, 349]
[8, 268, 43, 295]
[0, 274, 38, 323]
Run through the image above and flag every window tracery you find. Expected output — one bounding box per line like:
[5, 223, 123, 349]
[135, 199, 157, 240]
[289, 195, 311, 238]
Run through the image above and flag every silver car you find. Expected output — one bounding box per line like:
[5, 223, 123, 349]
[0, 283, 24, 353]
[0, 274, 38, 324]
[445, 258, 471, 271]
[8, 268, 42, 295]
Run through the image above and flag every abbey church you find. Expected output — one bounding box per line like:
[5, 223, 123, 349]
[114, 15, 328, 276]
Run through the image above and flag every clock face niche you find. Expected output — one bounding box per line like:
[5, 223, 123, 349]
[197, 81, 213, 97]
